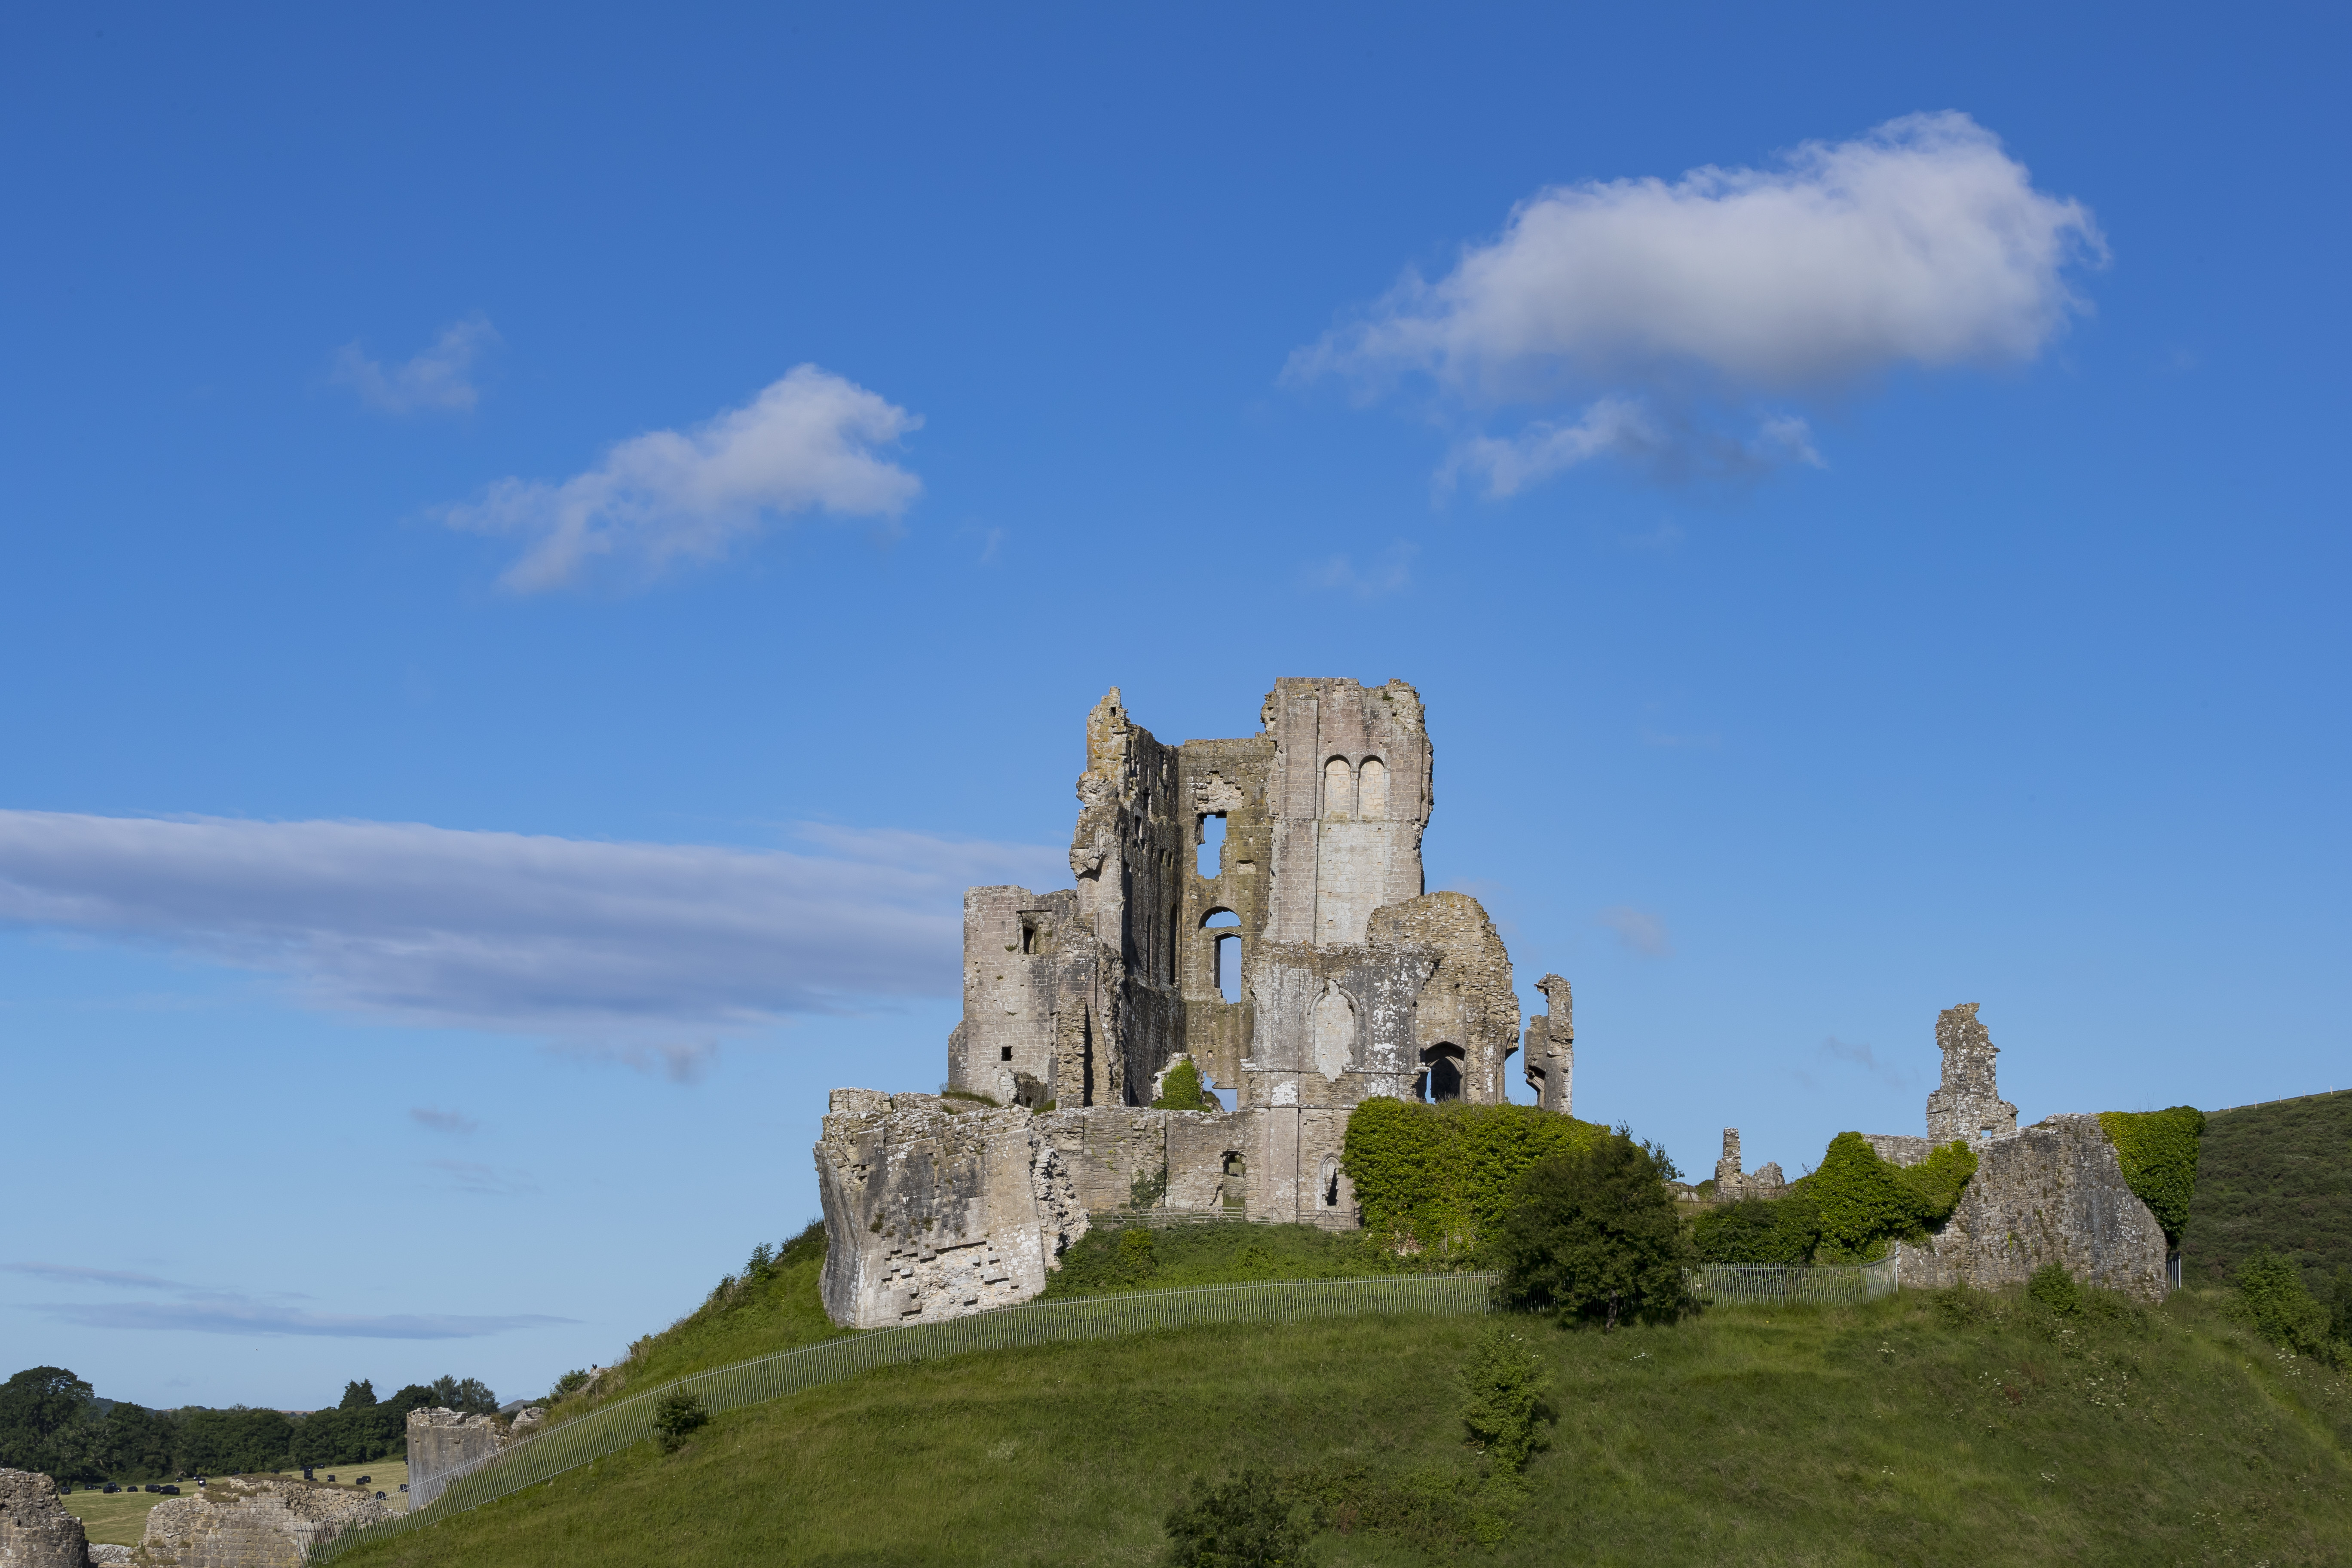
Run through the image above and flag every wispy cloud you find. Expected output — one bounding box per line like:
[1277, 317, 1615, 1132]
[1596, 906, 1672, 958]
[332, 316, 498, 414]
[1306, 541, 1418, 599]
[444, 365, 921, 592]
[7, 1262, 571, 1339]
[409, 1106, 480, 1136]
[424, 1160, 539, 1197]
[0, 810, 1061, 1042]
[1820, 1035, 1914, 1090]
[1292, 112, 2104, 491]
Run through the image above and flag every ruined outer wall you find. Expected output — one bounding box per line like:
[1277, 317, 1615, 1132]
[0, 1468, 89, 1568]
[1898, 1114, 2168, 1300]
[135, 1476, 388, 1567]
[1366, 892, 1519, 1105]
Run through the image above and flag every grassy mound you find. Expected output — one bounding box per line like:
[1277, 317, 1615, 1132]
[2183, 1090, 2352, 1287]
[536, 1222, 845, 1426]
[339, 1284, 2350, 1567]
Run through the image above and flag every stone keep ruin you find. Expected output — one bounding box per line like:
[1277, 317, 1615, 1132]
[815, 677, 2174, 1328]
[817, 678, 1576, 1328]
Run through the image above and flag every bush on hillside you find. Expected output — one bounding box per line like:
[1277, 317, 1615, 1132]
[1691, 1197, 1818, 1265]
[1492, 1128, 1692, 1329]
[2235, 1251, 2343, 1364]
[1154, 1059, 1213, 1110]
[2027, 1262, 2081, 1316]
[2096, 1106, 2205, 1241]
[1456, 1325, 1552, 1474]
[1163, 1469, 1315, 1568]
[1343, 1098, 1607, 1259]
[653, 1391, 708, 1454]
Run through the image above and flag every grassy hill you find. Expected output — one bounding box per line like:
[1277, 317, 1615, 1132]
[341, 1266, 2350, 1568]
[2182, 1090, 2352, 1289]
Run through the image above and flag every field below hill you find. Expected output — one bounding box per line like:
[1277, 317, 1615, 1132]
[337, 1282, 2350, 1568]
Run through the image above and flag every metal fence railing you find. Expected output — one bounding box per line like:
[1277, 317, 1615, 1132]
[309, 1272, 1496, 1563]
[1693, 1253, 1899, 1307]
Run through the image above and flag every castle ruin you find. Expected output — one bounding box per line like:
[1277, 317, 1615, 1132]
[815, 679, 1574, 1326]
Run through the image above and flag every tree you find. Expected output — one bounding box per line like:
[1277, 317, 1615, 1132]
[1692, 1196, 1818, 1265]
[0, 1366, 93, 1471]
[1492, 1130, 1693, 1329]
[339, 1379, 377, 1411]
[427, 1376, 498, 1415]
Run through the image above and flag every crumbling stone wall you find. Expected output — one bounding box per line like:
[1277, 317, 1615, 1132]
[1897, 1114, 2168, 1300]
[1925, 1003, 2019, 1144]
[133, 1477, 386, 1567]
[1709, 1129, 1785, 1201]
[0, 1468, 89, 1568]
[405, 1407, 542, 1509]
[1522, 974, 1573, 1115]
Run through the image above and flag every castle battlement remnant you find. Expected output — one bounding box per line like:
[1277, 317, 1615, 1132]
[1924, 1002, 2019, 1145]
[817, 679, 1579, 1327]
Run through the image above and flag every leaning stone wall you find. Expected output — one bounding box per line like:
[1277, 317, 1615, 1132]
[1898, 1113, 2168, 1300]
[0, 1468, 89, 1568]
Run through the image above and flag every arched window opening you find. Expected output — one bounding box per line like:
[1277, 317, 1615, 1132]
[1202, 909, 1241, 1005]
[1220, 1152, 1247, 1211]
[1357, 756, 1387, 819]
[1323, 756, 1354, 821]
[1421, 1043, 1466, 1103]
[1196, 812, 1227, 879]
[1319, 1156, 1341, 1209]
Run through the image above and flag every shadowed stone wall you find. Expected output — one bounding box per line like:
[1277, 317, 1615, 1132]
[0, 1468, 89, 1568]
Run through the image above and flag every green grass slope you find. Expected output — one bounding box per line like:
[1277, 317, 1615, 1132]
[2184, 1090, 2352, 1287]
[340, 1285, 2350, 1568]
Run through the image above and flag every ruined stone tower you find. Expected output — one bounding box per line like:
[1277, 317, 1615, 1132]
[1923, 1002, 2018, 1144]
[945, 678, 1549, 1115]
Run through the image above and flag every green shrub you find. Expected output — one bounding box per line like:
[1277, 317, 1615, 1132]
[941, 1088, 1001, 1108]
[1691, 1197, 1817, 1265]
[1163, 1469, 1314, 1567]
[652, 1391, 708, 1454]
[1456, 1325, 1552, 1473]
[2235, 1251, 2341, 1362]
[1803, 1133, 1931, 1261]
[2329, 1266, 2352, 1347]
[2096, 1106, 2205, 1241]
[2027, 1263, 2081, 1316]
[1154, 1060, 1212, 1110]
[1342, 1098, 1606, 1259]
[1492, 1129, 1692, 1329]
[1130, 1163, 1170, 1210]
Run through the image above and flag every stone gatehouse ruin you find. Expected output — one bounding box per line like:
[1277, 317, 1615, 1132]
[814, 678, 2175, 1326]
[816, 679, 1576, 1327]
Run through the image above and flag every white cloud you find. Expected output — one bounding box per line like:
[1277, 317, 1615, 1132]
[444, 366, 922, 591]
[1295, 112, 2103, 488]
[1306, 541, 1418, 598]
[1596, 905, 1672, 958]
[332, 316, 498, 414]
[0, 809, 1060, 1041]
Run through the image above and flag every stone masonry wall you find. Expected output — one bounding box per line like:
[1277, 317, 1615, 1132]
[1924, 1002, 2019, 1145]
[134, 1476, 387, 1568]
[0, 1468, 89, 1568]
[1897, 1113, 2168, 1300]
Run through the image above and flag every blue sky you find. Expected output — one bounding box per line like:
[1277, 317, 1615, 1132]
[3, 3, 2346, 1409]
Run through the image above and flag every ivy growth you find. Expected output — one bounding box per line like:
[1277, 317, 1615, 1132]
[2096, 1106, 2205, 1242]
[1153, 1059, 1213, 1111]
[1341, 1099, 1606, 1259]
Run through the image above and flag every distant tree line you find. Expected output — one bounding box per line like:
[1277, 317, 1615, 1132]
[0, 1366, 498, 1484]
